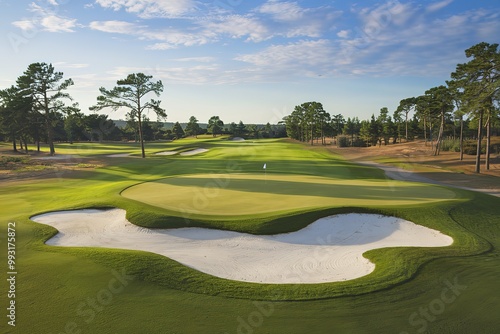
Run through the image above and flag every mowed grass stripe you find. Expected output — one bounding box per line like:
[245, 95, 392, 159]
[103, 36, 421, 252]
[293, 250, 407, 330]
[122, 173, 458, 216]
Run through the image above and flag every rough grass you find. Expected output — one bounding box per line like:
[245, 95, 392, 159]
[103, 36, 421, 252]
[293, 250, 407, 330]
[1, 138, 499, 333]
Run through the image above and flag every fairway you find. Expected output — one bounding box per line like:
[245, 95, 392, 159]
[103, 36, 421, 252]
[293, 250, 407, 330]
[1, 138, 498, 334]
[122, 173, 457, 216]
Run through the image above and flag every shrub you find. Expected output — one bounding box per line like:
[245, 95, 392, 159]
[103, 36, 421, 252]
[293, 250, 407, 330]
[440, 138, 461, 152]
[338, 136, 349, 147]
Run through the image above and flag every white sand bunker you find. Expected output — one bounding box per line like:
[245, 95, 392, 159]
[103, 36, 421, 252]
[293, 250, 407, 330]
[32, 209, 453, 284]
[180, 148, 208, 156]
[155, 151, 178, 156]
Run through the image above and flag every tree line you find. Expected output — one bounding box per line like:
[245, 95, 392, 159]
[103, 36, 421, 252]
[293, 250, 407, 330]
[282, 42, 500, 173]
[0, 63, 285, 158]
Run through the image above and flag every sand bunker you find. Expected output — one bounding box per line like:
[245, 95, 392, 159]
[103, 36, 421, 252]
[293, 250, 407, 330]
[155, 151, 178, 156]
[180, 148, 208, 156]
[32, 209, 453, 283]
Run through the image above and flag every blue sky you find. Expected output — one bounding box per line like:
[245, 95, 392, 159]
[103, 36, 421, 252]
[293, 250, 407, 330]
[1, 0, 499, 124]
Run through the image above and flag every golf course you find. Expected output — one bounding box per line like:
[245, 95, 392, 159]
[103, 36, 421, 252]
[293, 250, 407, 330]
[1, 137, 499, 333]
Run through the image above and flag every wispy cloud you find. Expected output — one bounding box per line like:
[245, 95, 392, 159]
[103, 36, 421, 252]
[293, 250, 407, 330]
[202, 15, 271, 42]
[334, 1, 500, 77]
[337, 30, 350, 38]
[90, 20, 213, 49]
[89, 20, 140, 34]
[257, 0, 304, 22]
[12, 2, 79, 33]
[234, 39, 339, 79]
[53, 62, 90, 69]
[94, 0, 197, 19]
[427, 0, 454, 13]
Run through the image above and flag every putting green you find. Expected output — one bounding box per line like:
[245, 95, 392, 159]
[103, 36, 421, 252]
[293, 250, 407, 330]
[121, 173, 458, 216]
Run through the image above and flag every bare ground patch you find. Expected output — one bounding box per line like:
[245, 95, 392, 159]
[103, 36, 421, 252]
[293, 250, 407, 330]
[327, 140, 500, 196]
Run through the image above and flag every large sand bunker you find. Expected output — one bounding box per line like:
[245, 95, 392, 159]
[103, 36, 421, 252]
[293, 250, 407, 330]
[32, 209, 453, 284]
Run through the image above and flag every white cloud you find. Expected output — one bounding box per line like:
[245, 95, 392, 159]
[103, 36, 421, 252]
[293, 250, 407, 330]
[427, 0, 454, 13]
[337, 30, 350, 38]
[89, 20, 139, 34]
[12, 20, 36, 31]
[258, 1, 304, 22]
[235, 39, 335, 74]
[335, 2, 500, 77]
[255, 1, 342, 39]
[12, 2, 78, 33]
[203, 15, 271, 42]
[94, 0, 197, 18]
[90, 21, 213, 49]
[41, 15, 78, 32]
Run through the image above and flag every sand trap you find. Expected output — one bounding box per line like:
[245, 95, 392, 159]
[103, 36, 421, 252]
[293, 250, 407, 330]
[180, 148, 208, 156]
[155, 151, 178, 156]
[32, 209, 453, 284]
[231, 137, 245, 141]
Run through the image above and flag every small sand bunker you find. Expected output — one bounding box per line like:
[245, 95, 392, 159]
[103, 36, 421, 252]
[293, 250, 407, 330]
[180, 148, 208, 156]
[231, 137, 245, 141]
[155, 151, 178, 156]
[32, 209, 453, 284]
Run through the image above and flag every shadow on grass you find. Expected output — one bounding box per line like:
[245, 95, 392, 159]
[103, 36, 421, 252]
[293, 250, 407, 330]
[142, 176, 457, 202]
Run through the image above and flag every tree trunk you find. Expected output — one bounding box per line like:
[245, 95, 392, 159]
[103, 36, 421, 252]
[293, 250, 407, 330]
[137, 112, 146, 158]
[12, 137, 18, 152]
[405, 112, 409, 142]
[23, 137, 29, 153]
[429, 119, 433, 151]
[434, 111, 444, 156]
[459, 117, 464, 161]
[485, 113, 491, 170]
[423, 117, 427, 146]
[47, 117, 55, 156]
[475, 110, 483, 174]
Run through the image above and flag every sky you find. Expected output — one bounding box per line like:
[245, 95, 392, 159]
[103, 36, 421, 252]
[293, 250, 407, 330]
[1, 0, 499, 124]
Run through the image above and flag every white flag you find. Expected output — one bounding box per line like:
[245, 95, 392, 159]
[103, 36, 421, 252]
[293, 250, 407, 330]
[263, 163, 267, 170]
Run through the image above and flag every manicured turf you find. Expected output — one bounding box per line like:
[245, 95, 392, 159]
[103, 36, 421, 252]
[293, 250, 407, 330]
[1, 138, 499, 333]
[122, 173, 457, 216]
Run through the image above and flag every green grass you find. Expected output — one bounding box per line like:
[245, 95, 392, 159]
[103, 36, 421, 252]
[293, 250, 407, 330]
[1, 138, 499, 333]
[122, 173, 457, 217]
